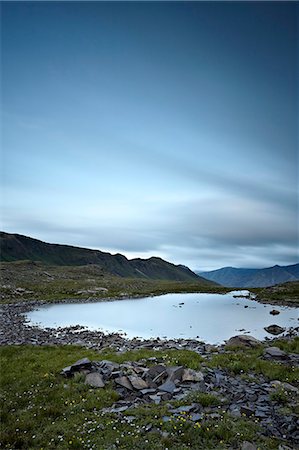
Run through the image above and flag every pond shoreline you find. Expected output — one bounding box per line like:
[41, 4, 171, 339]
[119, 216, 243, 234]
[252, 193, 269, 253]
[1, 297, 298, 350]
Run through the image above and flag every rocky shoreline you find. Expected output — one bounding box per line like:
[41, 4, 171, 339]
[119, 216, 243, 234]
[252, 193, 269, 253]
[0, 298, 298, 350]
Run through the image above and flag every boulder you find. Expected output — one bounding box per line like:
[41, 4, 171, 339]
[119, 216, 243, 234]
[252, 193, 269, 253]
[264, 347, 289, 360]
[264, 325, 285, 335]
[85, 372, 105, 388]
[226, 335, 261, 348]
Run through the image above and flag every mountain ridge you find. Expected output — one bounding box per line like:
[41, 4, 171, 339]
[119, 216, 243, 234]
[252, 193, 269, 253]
[198, 264, 299, 288]
[0, 231, 213, 283]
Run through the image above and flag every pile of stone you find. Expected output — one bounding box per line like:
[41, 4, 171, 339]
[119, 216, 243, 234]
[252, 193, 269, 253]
[60, 352, 299, 446]
[61, 357, 205, 407]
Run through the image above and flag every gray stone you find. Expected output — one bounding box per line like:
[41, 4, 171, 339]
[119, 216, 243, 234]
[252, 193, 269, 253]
[182, 368, 204, 382]
[241, 442, 257, 450]
[240, 406, 255, 417]
[60, 366, 72, 377]
[99, 360, 120, 370]
[170, 404, 196, 414]
[190, 413, 203, 422]
[85, 372, 105, 388]
[128, 376, 148, 390]
[149, 394, 161, 404]
[264, 347, 289, 360]
[71, 357, 92, 369]
[159, 379, 176, 393]
[115, 376, 134, 390]
[226, 335, 261, 348]
[167, 366, 184, 382]
[153, 370, 168, 384]
[140, 388, 157, 395]
[264, 325, 285, 335]
[147, 364, 166, 379]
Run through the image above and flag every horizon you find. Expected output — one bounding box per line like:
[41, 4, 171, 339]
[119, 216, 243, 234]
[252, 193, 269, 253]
[1, 230, 298, 273]
[1, 2, 298, 271]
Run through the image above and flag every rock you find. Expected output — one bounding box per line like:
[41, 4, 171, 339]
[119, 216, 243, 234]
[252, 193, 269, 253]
[182, 368, 204, 382]
[149, 394, 161, 404]
[240, 406, 255, 417]
[226, 335, 261, 348]
[241, 442, 257, 450]
[128, 376, 148, 390]
[71, 357, 92, 370]
[115, 376, 134, 390]
[140, 388, 156, 395]
[270, 381, 298, 393]
[153, 370, 168, 384]
[264, 347, 289, 360]
[60, 366, 73, 377]
[170, 404, 196, 414]
[270, 309, 280, 315]
[85, 372, 105, 388]
[264, 325, 285, 335]
[147, 364, 167, 379]
[190, 413, 203, 421]
[159, 379, 176, 394]
[99, 360, 120, 370]
[167, 366, 184, 382]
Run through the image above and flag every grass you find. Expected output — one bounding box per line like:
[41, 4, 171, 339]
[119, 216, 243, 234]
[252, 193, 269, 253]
[207, 339, 299, 384]
[252, 281, 299, 306]
[0, 261, 229, 304]
[1, 344, 296, 449]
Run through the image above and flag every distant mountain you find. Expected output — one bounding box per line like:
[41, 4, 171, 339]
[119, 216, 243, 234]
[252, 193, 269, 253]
[197, 264, 299, 288]
[0, 232, 213, 283]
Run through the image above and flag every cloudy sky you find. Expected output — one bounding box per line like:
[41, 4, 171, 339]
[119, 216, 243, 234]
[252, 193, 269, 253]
[1, 1, 298, 271]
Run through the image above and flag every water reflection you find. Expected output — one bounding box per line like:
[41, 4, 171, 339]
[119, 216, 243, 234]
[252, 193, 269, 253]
[26, 291, 298, 344]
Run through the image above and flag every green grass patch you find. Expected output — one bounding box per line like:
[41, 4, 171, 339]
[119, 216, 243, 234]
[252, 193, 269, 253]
[208, 347, 299, 383]
[0, 345, 284, 449]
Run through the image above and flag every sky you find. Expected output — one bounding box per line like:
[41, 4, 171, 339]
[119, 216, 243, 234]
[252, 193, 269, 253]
[1, 1, 298, 271]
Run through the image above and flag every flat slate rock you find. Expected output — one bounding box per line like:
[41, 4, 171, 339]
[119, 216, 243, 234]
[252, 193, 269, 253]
[128, 376, 148, 390]
[159, 379, 176, 394]
[85, 372, 105, 388]
[115, 376, 134, 390]
[182, 368, 204, 382]
[71, 357, 92, 369]
[147, 364, 167, 379]
[264, 347, 289, 360]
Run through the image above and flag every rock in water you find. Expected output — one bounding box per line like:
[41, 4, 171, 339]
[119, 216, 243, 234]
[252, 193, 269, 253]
[226, 335, 261, 348]
[264, 325, 285, 335]
[270, 309, 280, 315]
[85, 372, 105, 388]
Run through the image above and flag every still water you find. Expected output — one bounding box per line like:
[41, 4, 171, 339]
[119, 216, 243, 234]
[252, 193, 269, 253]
[26, 292, 298, 344]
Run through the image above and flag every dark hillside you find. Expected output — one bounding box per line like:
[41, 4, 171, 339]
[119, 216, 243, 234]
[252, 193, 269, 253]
[0, 232, 213, 283]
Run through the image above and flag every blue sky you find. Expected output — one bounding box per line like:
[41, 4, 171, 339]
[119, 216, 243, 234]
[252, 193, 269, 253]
[1, 1, 298, 270]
